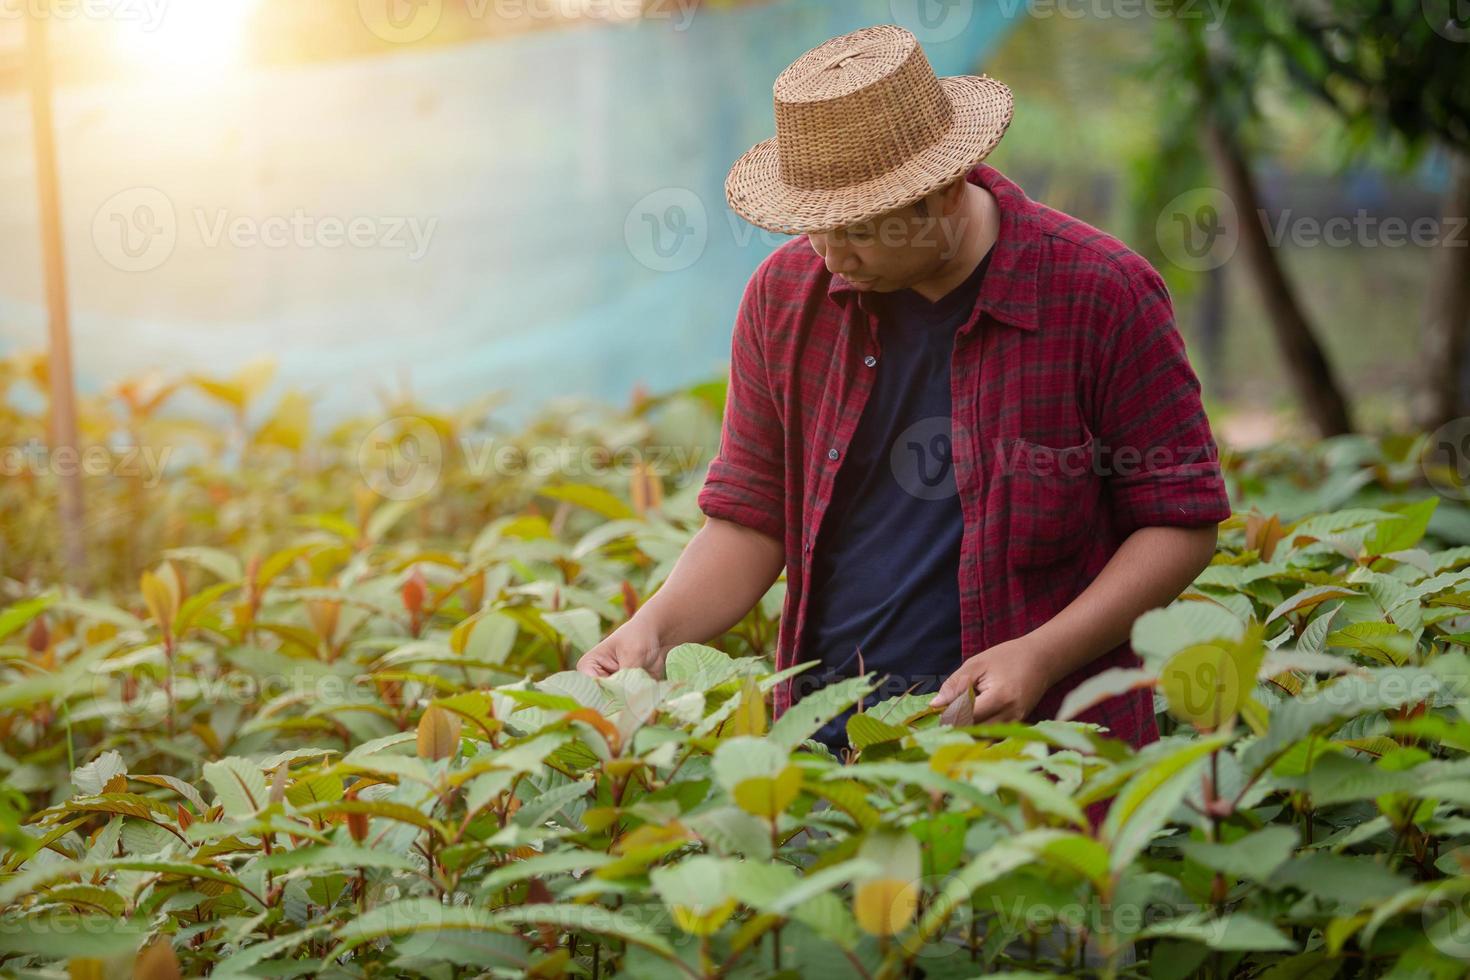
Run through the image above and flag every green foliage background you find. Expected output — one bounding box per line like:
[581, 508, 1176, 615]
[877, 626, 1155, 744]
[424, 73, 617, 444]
[5, 358, 1470, 977]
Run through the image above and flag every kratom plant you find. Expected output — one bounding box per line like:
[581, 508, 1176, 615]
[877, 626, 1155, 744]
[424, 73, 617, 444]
[4, 360, 1470, 977]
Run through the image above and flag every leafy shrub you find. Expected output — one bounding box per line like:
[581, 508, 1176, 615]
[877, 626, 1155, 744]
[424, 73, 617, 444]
[5, 358, 1470, 977]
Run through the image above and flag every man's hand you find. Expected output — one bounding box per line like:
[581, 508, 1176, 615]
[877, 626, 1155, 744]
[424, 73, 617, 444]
[929, 526, 1219, 725]
[929, 636, 1053, 725]
[574, 516, 784, 680]
[575, 620, 668, 679]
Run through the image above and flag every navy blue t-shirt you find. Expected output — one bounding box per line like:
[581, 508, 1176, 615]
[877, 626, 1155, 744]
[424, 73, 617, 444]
[804, 248, 994, 753]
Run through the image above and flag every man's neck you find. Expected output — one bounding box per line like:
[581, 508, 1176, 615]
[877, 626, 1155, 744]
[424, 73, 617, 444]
[908, 182, 1000, 304]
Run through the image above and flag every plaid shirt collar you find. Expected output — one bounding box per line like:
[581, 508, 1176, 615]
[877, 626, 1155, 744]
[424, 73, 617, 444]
[824, 163, 1042, 333]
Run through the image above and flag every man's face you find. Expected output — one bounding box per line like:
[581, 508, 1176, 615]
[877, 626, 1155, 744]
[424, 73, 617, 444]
[805, 188, 968, 292]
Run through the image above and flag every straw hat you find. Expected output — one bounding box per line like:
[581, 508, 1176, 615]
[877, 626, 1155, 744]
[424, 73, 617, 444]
[725, 25, 1014, 235]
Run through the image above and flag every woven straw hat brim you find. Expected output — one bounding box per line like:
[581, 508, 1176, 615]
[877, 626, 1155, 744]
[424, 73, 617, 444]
[725, 74, 1013, 236]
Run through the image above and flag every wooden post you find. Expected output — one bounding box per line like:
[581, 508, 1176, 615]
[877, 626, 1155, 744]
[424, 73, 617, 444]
[25, 1, 87, 588]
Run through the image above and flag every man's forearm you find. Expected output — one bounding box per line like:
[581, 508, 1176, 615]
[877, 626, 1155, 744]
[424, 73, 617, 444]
[630, 516, 786, 653]
[1027, 524, 1218, 687]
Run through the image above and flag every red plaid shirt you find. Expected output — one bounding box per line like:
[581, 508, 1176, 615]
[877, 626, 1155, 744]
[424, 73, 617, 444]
[697, 162, 1232, 758]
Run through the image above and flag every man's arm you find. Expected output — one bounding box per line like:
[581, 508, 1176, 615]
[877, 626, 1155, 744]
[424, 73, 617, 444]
[576, 517, 785, 677]
[933, 255, 1230, 718]
[929, 524, 1216, 716]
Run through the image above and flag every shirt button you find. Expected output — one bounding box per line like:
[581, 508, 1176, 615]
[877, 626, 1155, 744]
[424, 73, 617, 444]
[863, 354, 877, 367]
[827, 448, 839, 461]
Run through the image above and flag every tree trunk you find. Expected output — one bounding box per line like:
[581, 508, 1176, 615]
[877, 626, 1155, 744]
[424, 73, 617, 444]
[1203, 120, 1354, 437]
[1416, 148, 1470, 431]
[26, 1, 87, 588]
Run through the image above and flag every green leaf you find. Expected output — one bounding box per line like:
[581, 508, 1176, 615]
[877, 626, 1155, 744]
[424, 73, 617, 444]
[536, 483, 634, 520]
[0, 594, 55, 643]
[1367, 498, 1437, 554]
[477, 851, 614, 897]
[1180, 826, 1299, 882]
[71, 750, 127, 796]
[256, 845, 417, 873]
[162, 546, 243, 582]
[488, 903, 676, 957]
[1268, 852, 1413, 910]
[1033, 832, 1112, 890]
[1101, 733, 1231, 873]
[1132, 603, 1245, 669]
[0, 913, 148, 956]
[542, 608, 601, 655]
[1326, 621, 1415, 666]
[889, 830, 1060, 961]
[846, 712, 908, 750]
[61, 793, 174, 822]
[664, 644, 739, 691]
[333, 897, 504, 951]
[1142, 911, 1295, 951]
[768, 674, 875, 751]
[683, 805, 773, 859]
[1057, 667, 1155, 722]
[284, 772, 344, 809]
[202, 758, 270, 818]
[1266, 586, 1358, 624]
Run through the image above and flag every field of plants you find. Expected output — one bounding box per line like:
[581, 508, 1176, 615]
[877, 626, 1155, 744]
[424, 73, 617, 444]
[4, 356, 1470, 978]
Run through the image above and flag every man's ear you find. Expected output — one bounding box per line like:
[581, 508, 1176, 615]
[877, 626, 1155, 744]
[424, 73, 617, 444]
[934, 176, 967, 218]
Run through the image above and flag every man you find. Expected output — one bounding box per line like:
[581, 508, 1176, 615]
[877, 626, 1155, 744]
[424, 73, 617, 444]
[578, 26, 1229, 789]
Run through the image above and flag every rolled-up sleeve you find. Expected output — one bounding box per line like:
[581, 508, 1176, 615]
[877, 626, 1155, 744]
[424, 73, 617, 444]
[1092, 261, 1233, 535]
[696, 272, 786, 542]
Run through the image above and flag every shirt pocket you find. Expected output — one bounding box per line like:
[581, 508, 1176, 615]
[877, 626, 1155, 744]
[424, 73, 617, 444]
[1001, 433, 1103, 569]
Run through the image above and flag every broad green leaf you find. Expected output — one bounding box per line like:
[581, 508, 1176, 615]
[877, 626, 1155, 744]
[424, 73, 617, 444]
[161, 546, 243, 582]
[768, 675, 875, 751]
[1326, 621, 1415, 666]
[1057, 668, 1155, 722]
[542, 608, 601, 655]
[1132, 602, 1245, 668]
[71, 751, 127, 796]
[0, 594, 55, 643]
[1179, 826, 1299, 882]
[536, 484, 634, 520]
[1367, 498, 1437, 555]
[1102, 734, 1231, 872]
[256, 845, 417, 873]
[846, 712, 908, 750]
[663, 643, 739, 691]
[1142, 911, 1295, 952]
[202, 758, 270, 818]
